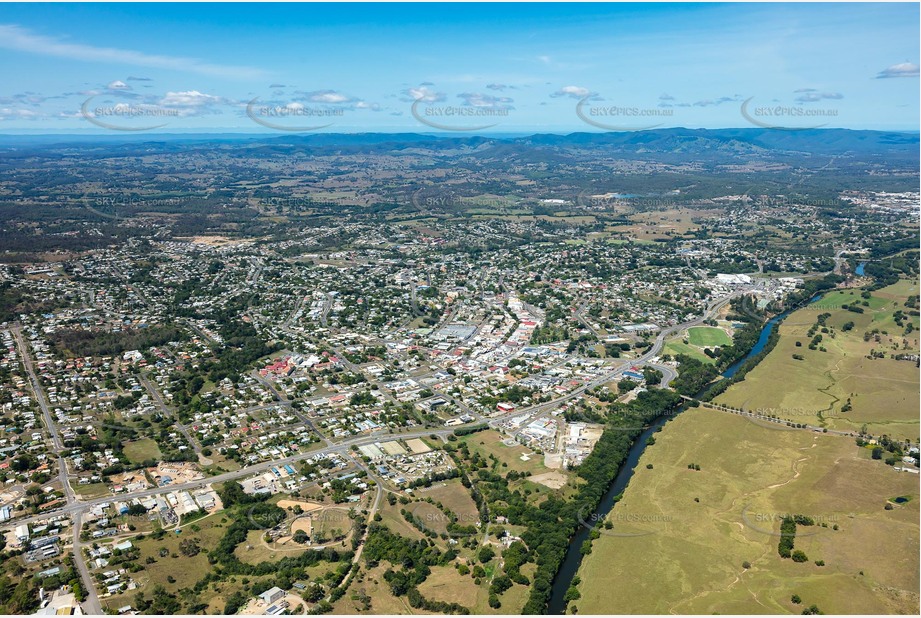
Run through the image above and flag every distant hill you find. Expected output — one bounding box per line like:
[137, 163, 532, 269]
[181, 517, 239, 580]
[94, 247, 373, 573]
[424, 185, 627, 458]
[0, 128, 916, 176]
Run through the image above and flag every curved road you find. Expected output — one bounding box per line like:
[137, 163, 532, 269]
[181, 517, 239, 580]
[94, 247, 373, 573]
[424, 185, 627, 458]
[8, 290, 749, 614]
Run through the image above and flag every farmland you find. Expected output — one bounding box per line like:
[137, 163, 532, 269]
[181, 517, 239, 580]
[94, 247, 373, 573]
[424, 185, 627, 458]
[715, 279, 920, 440]
[572, 406, 919, 615]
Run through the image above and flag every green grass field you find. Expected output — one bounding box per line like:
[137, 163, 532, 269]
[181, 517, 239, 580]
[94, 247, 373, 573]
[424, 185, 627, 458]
[101, 514, 229, 610]
[460, 430, 548, 476]
[122, 438, 162, 463]
[715, 280, 919, 440]
[405, 501, 449, 535]
[573, 407, 919, 615]
[331, 564, 416, 614]
[687, 326, 733, 348]
[71, 481, 109, 498]
[378, 497, 428, 542]
[418, 478, 480, 519]
[665, 340, 717, 364]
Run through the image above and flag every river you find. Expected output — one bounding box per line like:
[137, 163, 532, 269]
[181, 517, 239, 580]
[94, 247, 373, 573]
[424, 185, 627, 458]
[547, 293, 824, 613]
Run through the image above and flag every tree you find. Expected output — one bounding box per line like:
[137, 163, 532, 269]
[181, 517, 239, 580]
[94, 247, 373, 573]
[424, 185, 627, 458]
[642, 367, 663, 386]
[126, 504, 148, 516]
[478, 546, 495, 563]
[179, 538, 200, 557]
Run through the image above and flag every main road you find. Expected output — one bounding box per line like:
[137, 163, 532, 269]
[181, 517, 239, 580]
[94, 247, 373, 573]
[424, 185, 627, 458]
[7, 290, 749, 614]
[489, 290, 746, 425]
[11, 324, 102, 615]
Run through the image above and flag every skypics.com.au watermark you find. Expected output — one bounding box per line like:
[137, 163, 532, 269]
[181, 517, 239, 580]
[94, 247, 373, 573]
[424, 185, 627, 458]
[742, 188, 841, 209]
[246, 97, 343, 132]
[740, 97, 839, 130]
[576, 97, 673, 131]
[81, 96, 180, 131]
[80, 193, 194, 219]
[741, 504, 844, 538]
[410, 100, 509, 132]
[410, 189, 513, 213]
[577, 504, 673, 537]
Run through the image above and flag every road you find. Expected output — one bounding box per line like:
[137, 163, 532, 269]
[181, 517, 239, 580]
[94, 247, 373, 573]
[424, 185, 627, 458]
[12, 326, 62, 452]
[8, 425, 461, 530]
[319, 293, 334, 328]
[138, 372, 204, 457]
[7, 289, 748, 612]
[72, 511, 103, 615]
[492, 291, 746, 428]
[574, 301, 601, 338]
[12, 324, 101, 615]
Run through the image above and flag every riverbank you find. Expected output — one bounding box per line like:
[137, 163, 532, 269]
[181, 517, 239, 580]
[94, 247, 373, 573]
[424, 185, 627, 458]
[570, 404, 919, 614]
[547, 289, 838, 613]
[566, 280, 919, 614]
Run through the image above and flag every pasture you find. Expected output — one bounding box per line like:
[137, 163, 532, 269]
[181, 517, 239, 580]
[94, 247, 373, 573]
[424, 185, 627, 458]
[573, 406, 919, 615]
[715, 280, 919, 440]
[419, 478, 480, 519]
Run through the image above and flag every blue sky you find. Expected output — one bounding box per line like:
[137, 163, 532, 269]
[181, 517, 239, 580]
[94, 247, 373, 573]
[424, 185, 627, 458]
[0, 2, 918, 133]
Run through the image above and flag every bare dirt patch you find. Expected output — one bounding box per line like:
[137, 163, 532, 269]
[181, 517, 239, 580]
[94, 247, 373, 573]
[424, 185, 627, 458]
[531, 471, 568, 489]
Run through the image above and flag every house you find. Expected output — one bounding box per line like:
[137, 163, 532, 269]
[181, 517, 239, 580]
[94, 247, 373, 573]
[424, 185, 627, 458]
[259, 587, 285, 605]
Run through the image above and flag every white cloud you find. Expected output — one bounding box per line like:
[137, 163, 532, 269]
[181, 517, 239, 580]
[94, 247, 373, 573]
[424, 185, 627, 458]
[876, 62, 919, 79]
[159, 90, 224, 107]
[405, 86, 444, 102]
[0, 23, 265, 79]
[457, 92, 513, 109]
[0, 107, 44, 120]
[551, 85, 592, 99]
[305, 90, 352, 104]
[692, 95, 741, 107]
[793, 90, 843, 103]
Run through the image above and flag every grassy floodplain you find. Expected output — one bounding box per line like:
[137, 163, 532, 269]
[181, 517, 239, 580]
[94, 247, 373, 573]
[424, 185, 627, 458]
[715, 280, 920, 440]
[572, 406, 919, 615]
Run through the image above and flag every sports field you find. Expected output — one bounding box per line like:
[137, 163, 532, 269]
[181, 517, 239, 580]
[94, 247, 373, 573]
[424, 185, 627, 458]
[665, 340, 716, 364]
[687, 326, 733, 347]
[573, 406, 919, 615]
